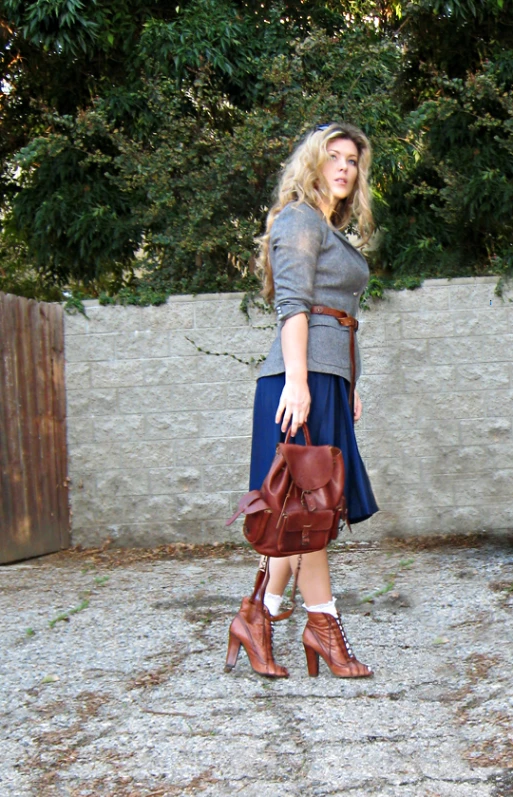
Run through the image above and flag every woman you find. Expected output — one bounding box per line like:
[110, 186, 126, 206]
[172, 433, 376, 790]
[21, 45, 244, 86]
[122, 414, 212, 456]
[225, 122, 379, 678]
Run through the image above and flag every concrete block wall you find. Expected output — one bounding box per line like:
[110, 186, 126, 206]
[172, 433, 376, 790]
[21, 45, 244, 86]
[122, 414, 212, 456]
[357, 277, 513, 538]
[65, 295, 272, 547]
[64, 277, 513, 546]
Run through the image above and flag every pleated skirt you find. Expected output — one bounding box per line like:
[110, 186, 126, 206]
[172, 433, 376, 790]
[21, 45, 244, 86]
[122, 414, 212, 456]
[249, 372, 379, 525]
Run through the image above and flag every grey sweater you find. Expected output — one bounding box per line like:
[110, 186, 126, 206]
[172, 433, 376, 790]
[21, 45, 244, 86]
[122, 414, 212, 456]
[258, 202, 370, 384]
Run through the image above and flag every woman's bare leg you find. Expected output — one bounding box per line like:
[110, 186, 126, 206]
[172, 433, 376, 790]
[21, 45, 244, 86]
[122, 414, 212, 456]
[266, 557, 293, 596]
[266, 549, 332, 605]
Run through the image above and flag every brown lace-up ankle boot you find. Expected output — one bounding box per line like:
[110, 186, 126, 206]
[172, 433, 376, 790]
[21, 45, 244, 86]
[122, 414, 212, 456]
[303, 612, 373, 678]
[225, 597, 289, 678]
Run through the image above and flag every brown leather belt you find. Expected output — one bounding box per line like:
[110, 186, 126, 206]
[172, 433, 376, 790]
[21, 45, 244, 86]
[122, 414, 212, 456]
[310, 305, 358, 410]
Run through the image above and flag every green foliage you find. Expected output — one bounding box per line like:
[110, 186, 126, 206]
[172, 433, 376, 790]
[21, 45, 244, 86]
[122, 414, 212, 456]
[5, 0, 100, 55]
[360, 274, 423, 309]
[1, 0, 513, 300]
[8, 111, 143, 287]
[0, 238, 57, 301]
[95, 24, 404, 296]
[98, 285, 168, 307]
[379, 58, 513, 279]
[63, 291, 88, 317]
[239, 290, 274, 319]
[138, 1, 251, 87]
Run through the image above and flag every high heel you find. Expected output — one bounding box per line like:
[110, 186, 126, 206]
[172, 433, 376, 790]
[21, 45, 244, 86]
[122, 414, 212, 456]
[224, 597, 289, 678]
[303, 643, 320, 677]
[303, 612, 373, 678]
[224, 632, 242, 671]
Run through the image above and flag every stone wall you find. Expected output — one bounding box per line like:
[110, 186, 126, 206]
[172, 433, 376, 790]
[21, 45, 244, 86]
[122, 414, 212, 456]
[64, 277, 513, 546]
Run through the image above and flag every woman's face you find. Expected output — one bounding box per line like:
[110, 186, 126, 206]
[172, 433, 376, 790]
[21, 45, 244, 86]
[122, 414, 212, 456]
[321, 137, 359, 202]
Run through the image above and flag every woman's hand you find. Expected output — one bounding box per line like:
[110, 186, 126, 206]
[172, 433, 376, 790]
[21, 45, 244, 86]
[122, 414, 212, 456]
[353, 389, 362, 423]
[275, 376, 311, 436]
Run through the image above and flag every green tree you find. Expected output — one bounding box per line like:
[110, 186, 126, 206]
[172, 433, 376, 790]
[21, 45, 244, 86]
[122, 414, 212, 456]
[99, 24, 405, 294]
[1, 0, 513, 300]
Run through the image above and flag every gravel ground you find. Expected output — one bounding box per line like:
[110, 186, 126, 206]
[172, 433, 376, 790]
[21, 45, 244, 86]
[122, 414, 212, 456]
[1, 535, 513, 797]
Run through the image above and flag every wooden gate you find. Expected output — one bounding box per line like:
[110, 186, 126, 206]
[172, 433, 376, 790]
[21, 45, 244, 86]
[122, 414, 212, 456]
[0, 292, 70, 564]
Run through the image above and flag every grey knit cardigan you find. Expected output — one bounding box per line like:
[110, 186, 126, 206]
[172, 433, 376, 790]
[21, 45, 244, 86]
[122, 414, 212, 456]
[258, 202, 370, 384]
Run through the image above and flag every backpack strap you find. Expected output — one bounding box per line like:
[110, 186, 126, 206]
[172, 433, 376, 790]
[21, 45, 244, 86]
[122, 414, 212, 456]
[284, 423, 312, 445]
[225, 490, 268, 525]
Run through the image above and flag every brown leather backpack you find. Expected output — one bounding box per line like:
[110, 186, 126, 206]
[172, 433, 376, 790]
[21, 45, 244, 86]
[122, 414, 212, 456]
[226, 424, 349, 557]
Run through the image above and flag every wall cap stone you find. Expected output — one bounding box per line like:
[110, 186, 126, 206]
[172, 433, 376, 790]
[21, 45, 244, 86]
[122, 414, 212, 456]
[421, 276, 499, 287]
[63, 292, 248, 309]
[62, 279, 503, 310]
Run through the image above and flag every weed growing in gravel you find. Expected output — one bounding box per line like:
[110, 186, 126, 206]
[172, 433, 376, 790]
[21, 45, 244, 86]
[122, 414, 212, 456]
[49, 599, 90, 628]
[361, 579, 396, 604]
[46, 572, 110, 629]
[360, 557, 415, 604]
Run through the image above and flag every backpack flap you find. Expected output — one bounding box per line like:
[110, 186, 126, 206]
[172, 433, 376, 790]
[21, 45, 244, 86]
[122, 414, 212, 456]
[279, 443, 335, 491]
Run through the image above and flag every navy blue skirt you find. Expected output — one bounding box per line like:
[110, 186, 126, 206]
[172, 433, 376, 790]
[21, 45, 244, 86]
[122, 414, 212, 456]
[249, 372, 379, 525]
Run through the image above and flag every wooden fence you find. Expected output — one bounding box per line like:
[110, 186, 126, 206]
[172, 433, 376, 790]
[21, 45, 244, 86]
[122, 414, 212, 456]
[0, 293, 70, 564]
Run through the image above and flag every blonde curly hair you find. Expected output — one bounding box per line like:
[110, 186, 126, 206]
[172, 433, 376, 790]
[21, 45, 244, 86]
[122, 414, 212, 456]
[258, 122, 374, 302]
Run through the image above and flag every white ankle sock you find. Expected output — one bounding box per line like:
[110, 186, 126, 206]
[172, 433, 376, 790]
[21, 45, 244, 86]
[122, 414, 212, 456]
[303, 597, 338, 618]
[264, 592, 283, 616]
